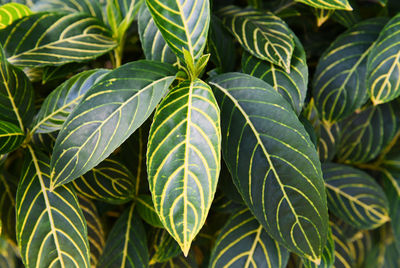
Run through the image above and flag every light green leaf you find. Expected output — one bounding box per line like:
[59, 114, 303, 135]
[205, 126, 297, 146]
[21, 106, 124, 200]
[242, 33, 308, 115]
[209, 208, 289, 268]
[0, 121, 24, 154]
[51, 60, 177, 187]
[150, 229, 181, 264]
[367, 13, 400, 104]
[0, 12, 117, 67]
[72, 158, 135, 204]
[106, 0, 142, 34]
[98, 204, 149, 268]
[220, 5, 295, 72]
[302, 227, 335, 268]
[77, 194, 105, 267]
[209, 73, 328, 263]
[295, 0, 352, 10]
[147, 79, 221, 255]
[330, 223, 354, 268]
[32, 0, 103, 21]
[312, 18, 387, 124]
[0, 46, 35, 129]
[138, 3, 176, 64]
[0, 3, 31, 29]
[16, 147, 90, 268]
[145, 0, 210, 62]
[0, 171, 16, 240]
[337, 101, 400, 164]
[32, 69, 110, 134]
[136, 195, 163, 228]
[322, 163, 390, 229]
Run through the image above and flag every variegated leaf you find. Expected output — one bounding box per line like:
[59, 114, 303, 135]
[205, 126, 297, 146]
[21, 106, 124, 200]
[0, 121, 24, 154]
[150, 229, 181, 264]
[330, 223, 354, 268]
[220, 5, 294, 72]
[0, 171, 16, 240]
[209, 73, 328, 263]
[302, 227, 335, 268]
[295, 0, 352, 10]
[0, 2, 31, 29]
[147, 79, 221, 255]
[209, 208, 289, 268]
[136, 195, 163, 228]
[318, 123, 340, 163]
[51, 60, 176, 187]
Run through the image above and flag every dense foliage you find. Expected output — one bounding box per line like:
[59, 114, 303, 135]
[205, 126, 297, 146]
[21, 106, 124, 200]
[0, 0, 400, 267]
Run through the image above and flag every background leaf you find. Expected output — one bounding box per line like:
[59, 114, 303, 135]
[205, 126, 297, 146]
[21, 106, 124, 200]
[147, 79, 221, 255]
[0, 3, 31, 29]
[209, 73, 328, 263]
[150, 229, 181, 264]
[0, 121, 24, 154]
[0, 12, 117, 67]
[136, 194, 163, 228]
[0, 171, 16, 241]
[51, 60, 176, 187]
[295, 0, 352, 10]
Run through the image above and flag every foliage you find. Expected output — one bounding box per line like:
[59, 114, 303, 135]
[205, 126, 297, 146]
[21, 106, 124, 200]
[0, 0, 400, 267]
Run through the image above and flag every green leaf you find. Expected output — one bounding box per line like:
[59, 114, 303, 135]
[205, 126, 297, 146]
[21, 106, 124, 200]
[367, 13, 400, 105]
[32, 0, 103, 21]
[0, 121, 24, 154]
[322, 163, 390, 229]
[16, 147, 90, 268]
[77, 194, 105, 267]
[337, 101, 400, 164]
[331, 2, 361, 28]
[0, 3, 31, 29]
[0, 171, 16, 240]
[32, 69, 110, 134]
[150, 229, 181, 264]
[0, 46, 35, 129]
[330, 223, 354, 268]
[136, 195, 163, 228]
[138, 3, 176, 64]
[32, 131, 57, 154]
[0, 238, 16, 268]
[145, 0, 210, 62]
[72, 158, 135, 204]
[51, 60, 176, 187]
[106, 0, 143, 35]
[0, 12, 117, 67]
[209, 208, 289, 268]
[347, 231, 372, 267]
[209, 73, 328, 263]
[147, 79, 221, 255]
[318, 123, 340, 163]
[295, 0, 352, 10]
[220, 6, 294, 72]
[302, 227, 335, 268]
[41, 63, 85, 84]
[242, 33, 308, 115]
[98, 204, 149, 268]
[312, 18, 387, 124]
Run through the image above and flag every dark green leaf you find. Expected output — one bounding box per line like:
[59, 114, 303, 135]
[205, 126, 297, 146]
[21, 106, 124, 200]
[150, 229, 181, 264]
[209, 208, 289, 268]
[0, 12, 117, 67]
[16, 147, 90, 268]
[0, 121, 24, 154]
[98, 204, 149, 268]
[51, 60, 176, 187]
[220, 6, 294, 72]
[209, 73, 328, 263]
[318, 123, 340, 163]
[32, 69, 110, 134]
[0, 171, 16, 240]
[295, 0, 352, 10]
[136, 195, 163, 228]
[323, 163, 390, 229]
[312, 18, 387, 124]
[330, 223, 354, 268]
[147, 79, 221, 255]
[41, 62, 85, 84]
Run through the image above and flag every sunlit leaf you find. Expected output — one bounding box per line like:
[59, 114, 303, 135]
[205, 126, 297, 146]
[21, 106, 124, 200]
[0, 3, 31, 29]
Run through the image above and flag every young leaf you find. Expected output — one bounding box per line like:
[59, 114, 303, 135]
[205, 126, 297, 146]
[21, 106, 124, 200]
[106, 0, 143, 35]
[295, 0, 352, 10]
[0, 121, 24, 154]
[138, 3, 176, 64]
[51, 60, 176, 187]
[32, 0, 103, 21]
[145, 0, 210, 62]
[77, 195, 105, 267]
[0, 3, 31, 29]
[312, 18, 387, 124]
[322, 163, 390, 229]
[136, 195, 163, 228]
[242, 33, 308, 115]
[147, 79, 221, 255]
[0, 171, 16, 241]
[16, 147, 90, 268]
[209, 73, 328, 263]
[209, 208, 289, 268]
[367, 13, 400, 104]
[0, 46, 35, 129]
[220, 6, 295, 72]
[0, 13, 117, 67]
[32, 69, 110, 134]
[72, 158, 135, 204]
[337, 101, 400, 164]
[98, 204, 149, 268]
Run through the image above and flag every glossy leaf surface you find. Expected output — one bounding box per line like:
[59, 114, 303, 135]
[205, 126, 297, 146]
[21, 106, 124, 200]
[209, 73, 328, 263]
[147, 79, 221, 255]
[51, 60, 176, 187]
